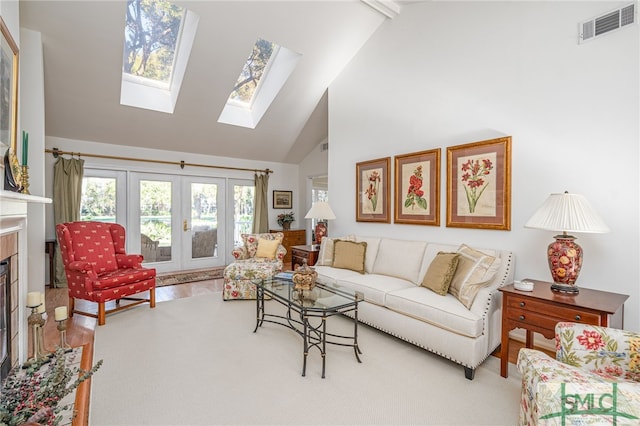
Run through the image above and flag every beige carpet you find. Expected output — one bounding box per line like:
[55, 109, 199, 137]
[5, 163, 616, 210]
[155, 267, 225, 287]
[91, 293, 522, 425]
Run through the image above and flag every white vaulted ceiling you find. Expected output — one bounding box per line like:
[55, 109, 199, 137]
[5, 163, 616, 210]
[19, 1, 395, 163]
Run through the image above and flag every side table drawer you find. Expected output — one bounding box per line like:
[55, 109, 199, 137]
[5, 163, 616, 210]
[507, 297, 602, 325]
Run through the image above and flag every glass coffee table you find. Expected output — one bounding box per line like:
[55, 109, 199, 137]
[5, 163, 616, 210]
[254, 277, 363, 378]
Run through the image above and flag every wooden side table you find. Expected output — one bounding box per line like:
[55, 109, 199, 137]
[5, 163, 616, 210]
[270, 229, 305, 264]
[291, 245, 319, 269]
[499, 279, 628, 378]
[45, 239, 56, 287]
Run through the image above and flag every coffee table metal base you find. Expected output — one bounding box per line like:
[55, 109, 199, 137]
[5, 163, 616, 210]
[254, 284, 362, 378]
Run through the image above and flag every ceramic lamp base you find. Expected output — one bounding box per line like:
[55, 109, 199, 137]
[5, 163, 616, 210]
[547, 234, 583, 293]
[314, 221, 327, 245]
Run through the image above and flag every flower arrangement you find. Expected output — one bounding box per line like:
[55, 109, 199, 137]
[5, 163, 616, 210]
[460, 158, 493, 214]
[276, 212, 295, 227]
[0, 347, 103, 426]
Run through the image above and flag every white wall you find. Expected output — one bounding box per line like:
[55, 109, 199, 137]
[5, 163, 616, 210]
[328, 2, 639, 329]
[43, 137, 300, 239]
[298, 137, 329, 242]
[21, 28, 46, 289]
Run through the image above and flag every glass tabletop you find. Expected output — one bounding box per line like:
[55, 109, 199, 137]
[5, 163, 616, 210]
[258, 277, 363, 311]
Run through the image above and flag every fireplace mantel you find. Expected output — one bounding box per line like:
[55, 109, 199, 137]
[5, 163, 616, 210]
[1, 190, 52, 367]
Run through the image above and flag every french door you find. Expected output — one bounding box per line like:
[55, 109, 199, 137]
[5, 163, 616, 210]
[129, 173, 226, 274]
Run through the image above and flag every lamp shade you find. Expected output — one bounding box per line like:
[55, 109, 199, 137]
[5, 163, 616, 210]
[524, 192, 609, 234]
[304, 202, 336, 220]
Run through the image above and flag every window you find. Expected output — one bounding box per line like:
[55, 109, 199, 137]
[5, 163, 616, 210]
[80, 170, 126, 224]
[218, 38, 302, 129]
[120, 0, 199, 113]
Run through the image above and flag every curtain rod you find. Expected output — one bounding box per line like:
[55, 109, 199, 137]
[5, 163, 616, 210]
[45, 147, 273, 174]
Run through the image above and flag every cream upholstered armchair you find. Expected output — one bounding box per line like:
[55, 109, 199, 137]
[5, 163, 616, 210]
[222, 232, 286, 300]
[517, 322, 640, 425]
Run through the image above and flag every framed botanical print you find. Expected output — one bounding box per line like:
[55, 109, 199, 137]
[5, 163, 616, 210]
[446, 136, 511, 230]
[356, 157, 390, 223]
[394, 149, 440, 226]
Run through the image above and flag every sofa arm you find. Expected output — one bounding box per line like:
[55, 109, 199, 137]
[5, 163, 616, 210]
[556, 322, 639, 376]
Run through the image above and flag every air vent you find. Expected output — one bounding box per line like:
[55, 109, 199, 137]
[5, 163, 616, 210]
[580, 3, 636, 43]
[320, 142, 329, 152]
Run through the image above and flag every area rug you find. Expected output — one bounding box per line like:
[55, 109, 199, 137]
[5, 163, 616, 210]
[91, 293, 522, 425]
[155, 267, 225, 287]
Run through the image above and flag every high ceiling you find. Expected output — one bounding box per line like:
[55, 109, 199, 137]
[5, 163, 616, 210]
[19, 1, 393, 164]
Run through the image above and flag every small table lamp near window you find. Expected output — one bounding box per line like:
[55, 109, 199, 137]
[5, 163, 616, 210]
[524, 191, 609, 293]
[304, 201, 336, 246]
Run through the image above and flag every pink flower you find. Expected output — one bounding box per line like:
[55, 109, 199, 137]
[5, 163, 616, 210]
[577, 330, 605, 350]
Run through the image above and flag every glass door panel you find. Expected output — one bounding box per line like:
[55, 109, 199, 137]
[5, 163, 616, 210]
[228, 179, 254, 247]
[182, 177, 225, 269]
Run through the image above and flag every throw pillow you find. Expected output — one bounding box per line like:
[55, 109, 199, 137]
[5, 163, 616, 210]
[421, 252, 460, 296]
[255, 238, 280, 259]
[332, 240, 367, 274]
[449, 244, 502, 309]
[316, 235, 356, 266]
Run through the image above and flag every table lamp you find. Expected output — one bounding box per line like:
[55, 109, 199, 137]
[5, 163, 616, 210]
[304, 201, 336, 246]
[524, 191, 609, 293]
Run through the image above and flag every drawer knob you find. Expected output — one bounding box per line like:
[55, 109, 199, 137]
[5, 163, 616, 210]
[519, 302, 525, 307]
[519, 315, 525, 321]
[575, 315, 582, 321]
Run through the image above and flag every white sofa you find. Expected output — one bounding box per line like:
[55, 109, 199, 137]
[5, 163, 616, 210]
[314, 236, 514, 380]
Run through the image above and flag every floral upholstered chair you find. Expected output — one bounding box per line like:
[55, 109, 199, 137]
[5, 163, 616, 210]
[517, 322, 640, 425]
[222, 232, 286, 300]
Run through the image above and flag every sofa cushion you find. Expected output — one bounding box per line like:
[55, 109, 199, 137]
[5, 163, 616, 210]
[373, 239, 427, 284]
[421, 252, 460, 295]
[316, 235, 355, 266]
[256, 238, 279, 259]
[336, 274, 414, 306]
[333, 240, 367, 274]
[355, 236, 381, 273]
[449, 244, 502, 309]
[385, 286, 485, 338]
[315, 265, 362, 286]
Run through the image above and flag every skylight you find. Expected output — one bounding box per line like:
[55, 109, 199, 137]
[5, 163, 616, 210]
[218, 38, 302, 129]
[120, 0, 199, 113]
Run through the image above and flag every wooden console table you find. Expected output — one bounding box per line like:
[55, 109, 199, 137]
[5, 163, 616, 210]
[291, 244, 319, 269]
[499, 280, 628, 378]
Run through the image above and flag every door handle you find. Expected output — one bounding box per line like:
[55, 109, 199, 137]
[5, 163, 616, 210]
[183, 220, 189, 231]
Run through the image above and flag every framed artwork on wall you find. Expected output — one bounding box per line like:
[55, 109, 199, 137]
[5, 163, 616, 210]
[356, 157, 390, 223]
[394, 149, 440, 226]
[0, 17, 19, 184]
[446, 136, 511, 230]
[273, 190, 293, 209]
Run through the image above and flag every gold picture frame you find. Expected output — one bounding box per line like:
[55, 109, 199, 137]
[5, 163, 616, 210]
[446, 136, 511, 230]
[356, 157, 390, 223]
[0, 17, 18, 154]
[394, 149, 440, 226]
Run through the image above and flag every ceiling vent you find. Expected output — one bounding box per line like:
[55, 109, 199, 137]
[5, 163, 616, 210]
[579, 3, 636, 43]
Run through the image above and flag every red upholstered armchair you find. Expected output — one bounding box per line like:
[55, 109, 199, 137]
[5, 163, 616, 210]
[56, 221, 156, 325]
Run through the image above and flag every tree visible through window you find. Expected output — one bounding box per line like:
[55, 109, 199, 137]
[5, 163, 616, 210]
[123, 0, 185, 84]
[229, 38, 277, 106]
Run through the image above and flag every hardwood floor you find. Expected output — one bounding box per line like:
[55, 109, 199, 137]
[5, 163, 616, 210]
[41, 276, 549, 368]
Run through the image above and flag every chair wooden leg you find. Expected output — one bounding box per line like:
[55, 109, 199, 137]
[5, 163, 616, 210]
[150, 287, 156, 308]
[98, 302, 106, 326]
[69, 296, 75, 318]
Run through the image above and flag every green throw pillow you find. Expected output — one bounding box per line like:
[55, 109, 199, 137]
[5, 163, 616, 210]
[421, 252, 460, 295]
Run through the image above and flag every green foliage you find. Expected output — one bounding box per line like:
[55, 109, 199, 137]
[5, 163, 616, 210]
[124, 0, 184, 82]
[81, 177, 116, 221]
[0, 347, 103, 426]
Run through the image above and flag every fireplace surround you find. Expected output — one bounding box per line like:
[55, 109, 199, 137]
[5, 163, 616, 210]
[0, 190, 51, 370]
